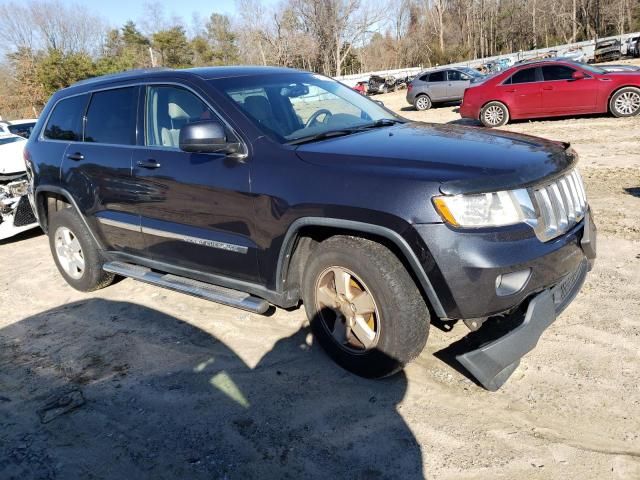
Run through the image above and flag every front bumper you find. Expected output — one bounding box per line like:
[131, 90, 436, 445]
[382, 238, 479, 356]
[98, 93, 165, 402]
[414, 210, 596, 320]
[415, 209, 596, 390]
[0, 195, 38, 241]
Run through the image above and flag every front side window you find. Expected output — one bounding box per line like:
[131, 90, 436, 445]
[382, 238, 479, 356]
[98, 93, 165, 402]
[509, 67, 538, 84]
[8, 123, 35, 138]
[448, 70, 470, 81]
[428, 71, 446, 82]
[145, 86, 217, 148]
[84, 87, 137, 145]
[542, 65, 576, 81]
[43, 95, 87, 141]
[216, 73, 398, 143]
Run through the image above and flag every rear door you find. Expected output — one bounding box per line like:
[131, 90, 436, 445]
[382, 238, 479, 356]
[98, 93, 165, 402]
[499, 67, 542, 117]
[425, 71, 448, 101]
[131, 83, 259, 282]
[60, 86, 145, 254]
[540, 65, 599, 114]
[446, 70, 471, 100]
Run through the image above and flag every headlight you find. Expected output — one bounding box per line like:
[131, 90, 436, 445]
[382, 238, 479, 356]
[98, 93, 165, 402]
[433, 189, 534, 228]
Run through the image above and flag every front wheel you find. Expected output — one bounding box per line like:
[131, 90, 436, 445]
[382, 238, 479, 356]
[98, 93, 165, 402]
[480, 101, 509, 127]
[610, 87, 640, 118]
[302, 236, 430, 378]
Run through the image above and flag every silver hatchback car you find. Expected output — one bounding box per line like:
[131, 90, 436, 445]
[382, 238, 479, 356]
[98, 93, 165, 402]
[406, 67, 484, 110]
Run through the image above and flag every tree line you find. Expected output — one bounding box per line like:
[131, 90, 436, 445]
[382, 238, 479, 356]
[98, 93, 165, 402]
[1, 0, 638, 119]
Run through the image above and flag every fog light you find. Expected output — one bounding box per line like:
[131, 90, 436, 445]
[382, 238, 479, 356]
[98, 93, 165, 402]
[495, 269, 531, 297]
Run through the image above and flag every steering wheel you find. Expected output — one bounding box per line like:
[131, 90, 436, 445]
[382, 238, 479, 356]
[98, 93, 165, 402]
[305, 109, 333, 128]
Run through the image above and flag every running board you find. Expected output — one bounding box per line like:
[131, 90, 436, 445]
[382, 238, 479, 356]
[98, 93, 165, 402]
[103, 261, 270, 314]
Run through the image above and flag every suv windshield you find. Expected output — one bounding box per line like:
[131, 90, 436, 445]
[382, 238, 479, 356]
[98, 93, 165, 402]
[214, 73, 400, 144]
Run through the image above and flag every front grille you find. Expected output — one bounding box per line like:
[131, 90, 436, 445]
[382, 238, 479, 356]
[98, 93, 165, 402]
[13, 196, 37, 227]
[531, 169, 587, 241]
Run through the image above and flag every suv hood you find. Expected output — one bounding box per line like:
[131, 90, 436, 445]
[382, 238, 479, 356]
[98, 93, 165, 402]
[295, 122, 576, 195]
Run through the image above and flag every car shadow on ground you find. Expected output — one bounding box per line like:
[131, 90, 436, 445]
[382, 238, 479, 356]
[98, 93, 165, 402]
[0, 299, 426, 479]
[448, 112, 618, 127]
[624, 187, 640, 197]
[401, 101, 461, 112]
[0, 227, 43, 246]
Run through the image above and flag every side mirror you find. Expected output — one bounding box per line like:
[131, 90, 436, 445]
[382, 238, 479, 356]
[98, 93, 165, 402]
[571, 71, 586, 80]
[179, 121, 239, 154]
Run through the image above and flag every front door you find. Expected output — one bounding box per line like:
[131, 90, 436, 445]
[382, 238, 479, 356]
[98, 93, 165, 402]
[446, 70, 471, 100]
[132, 84, 259, 282]
[540, 65, 599, 114]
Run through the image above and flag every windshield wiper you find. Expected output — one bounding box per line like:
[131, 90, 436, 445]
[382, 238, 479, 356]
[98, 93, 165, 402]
[287, 129, 361, 146]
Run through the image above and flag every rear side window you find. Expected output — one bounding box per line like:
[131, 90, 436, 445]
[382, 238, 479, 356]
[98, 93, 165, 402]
[509, 67, 538, 84]
[428, 71, 446, 82]
[542, 65, 575, 81]
[43, 95, 87, 141]
[85, 87, 138, 145]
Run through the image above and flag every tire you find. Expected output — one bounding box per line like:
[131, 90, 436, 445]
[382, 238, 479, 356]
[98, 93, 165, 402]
[414, 94, 432, 111]
[48, 207, 115, 292]
[381, 85, 388, 94]
[302, 235, 430, 378]
[480, 101, 509, 127]
[609, 87, 640, 118]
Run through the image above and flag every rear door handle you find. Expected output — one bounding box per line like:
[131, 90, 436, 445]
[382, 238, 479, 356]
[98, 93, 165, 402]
[505, 89, 516, 93]
[542, 86, 553, 90]
[66, 152, 84, 161]
[136, 159, 161, 169]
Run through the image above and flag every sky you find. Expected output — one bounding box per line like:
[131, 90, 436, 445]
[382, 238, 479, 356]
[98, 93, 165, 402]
[72, 0, 278, 29]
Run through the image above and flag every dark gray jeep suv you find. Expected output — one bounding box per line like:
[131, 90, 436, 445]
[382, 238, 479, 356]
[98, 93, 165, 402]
[26, 66, 596, 390]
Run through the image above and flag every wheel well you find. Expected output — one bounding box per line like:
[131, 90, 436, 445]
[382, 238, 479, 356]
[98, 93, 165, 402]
[283, 226, 441, 318]
[37, 191, 70, 233]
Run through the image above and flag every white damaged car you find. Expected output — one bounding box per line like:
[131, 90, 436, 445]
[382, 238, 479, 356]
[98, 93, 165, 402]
[1, 133, 38, 240]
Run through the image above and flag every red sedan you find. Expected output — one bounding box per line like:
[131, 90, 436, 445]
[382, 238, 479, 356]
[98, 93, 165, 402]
[459, 60, 640, 127]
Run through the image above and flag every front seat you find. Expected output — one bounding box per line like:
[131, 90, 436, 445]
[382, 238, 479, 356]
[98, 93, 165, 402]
[243, 96, 283, 135]
[161, 91, 207, 147]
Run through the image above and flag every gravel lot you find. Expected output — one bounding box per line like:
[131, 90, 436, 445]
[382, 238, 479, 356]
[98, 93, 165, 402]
[1, 64, 639, 479]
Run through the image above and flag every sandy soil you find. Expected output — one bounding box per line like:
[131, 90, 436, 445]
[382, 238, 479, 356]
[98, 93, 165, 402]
[2, 64, 640, 479]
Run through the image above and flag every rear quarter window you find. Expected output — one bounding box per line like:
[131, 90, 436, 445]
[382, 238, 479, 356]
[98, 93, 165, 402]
[43, 95, 87, 141]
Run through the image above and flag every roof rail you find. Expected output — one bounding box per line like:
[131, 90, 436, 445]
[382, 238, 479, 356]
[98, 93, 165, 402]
[71, 67, 174, 87]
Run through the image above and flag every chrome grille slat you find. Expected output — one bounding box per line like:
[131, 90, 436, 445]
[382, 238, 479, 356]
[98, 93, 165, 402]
[531, 169, 587, 242]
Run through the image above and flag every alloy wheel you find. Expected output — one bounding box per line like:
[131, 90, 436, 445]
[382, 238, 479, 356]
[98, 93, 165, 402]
[614, 91, 640, 115]
[315, 266, 380, 353]
[54, 226, 85, 279]
[484, 105, 504, 126]
[416, 96, 429, 110]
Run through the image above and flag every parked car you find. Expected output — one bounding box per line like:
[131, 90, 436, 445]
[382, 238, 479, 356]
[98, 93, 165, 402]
[460, 60, 640, 127]
[593, 38, 622, 63]
[407, 67, 484, 110]
[624, 35, 640, 57]
[367, 74, 397, 94]
[0, 133, 38, 240]
[353, 81, 367, 95]
[0, 118, 38, 138]
[26, 66, 596, 390]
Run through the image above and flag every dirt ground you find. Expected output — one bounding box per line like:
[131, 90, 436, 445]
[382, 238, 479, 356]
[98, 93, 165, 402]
[2, 64, 640, 480]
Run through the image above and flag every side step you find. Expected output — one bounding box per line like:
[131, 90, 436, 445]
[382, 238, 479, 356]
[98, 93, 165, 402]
[103, 261, 270, 314]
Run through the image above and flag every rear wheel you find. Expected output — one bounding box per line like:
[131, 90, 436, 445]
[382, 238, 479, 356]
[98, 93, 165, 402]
[610, 87, 640, 117]
[480, 101, 509, 127]
[302, 236, 430, 378]
[48, 207, 114, 292]
[414, 94, 432, 111]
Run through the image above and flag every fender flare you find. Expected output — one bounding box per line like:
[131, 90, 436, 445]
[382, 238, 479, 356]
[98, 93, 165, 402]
[276, 217, 447, 319]
[35, 185, 106, 250]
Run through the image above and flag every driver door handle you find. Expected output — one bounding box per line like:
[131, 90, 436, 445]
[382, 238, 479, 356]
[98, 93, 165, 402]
[542, 86, 554, 90]
[136, 159, 161, 169]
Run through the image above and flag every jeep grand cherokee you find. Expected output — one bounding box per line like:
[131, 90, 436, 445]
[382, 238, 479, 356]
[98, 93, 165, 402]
[25, 66, 596, 390]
